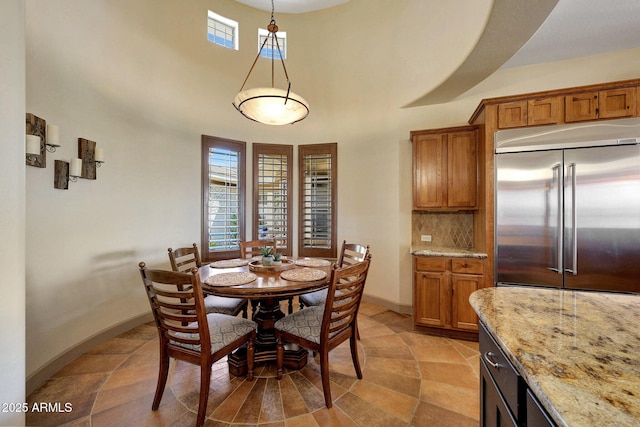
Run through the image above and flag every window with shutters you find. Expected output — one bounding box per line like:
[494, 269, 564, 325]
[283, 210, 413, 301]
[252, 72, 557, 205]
[298, 143, 337, 258]
[201, 135, 246, 261]
[253, 144, 293, 255]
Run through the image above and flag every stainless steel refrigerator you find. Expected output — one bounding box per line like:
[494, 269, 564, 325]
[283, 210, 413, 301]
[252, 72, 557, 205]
[495, 118, 640, 293]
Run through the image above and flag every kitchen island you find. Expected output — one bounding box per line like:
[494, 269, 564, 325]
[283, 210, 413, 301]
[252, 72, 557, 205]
[470, 286, 640, 427]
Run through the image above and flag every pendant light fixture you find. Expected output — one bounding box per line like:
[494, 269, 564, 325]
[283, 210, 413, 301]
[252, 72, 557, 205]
[232, 0, 309, 125]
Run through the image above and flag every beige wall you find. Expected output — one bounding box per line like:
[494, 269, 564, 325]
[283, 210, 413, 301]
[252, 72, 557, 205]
[21, 0, 640, 390]
[1, 0, 26, 424]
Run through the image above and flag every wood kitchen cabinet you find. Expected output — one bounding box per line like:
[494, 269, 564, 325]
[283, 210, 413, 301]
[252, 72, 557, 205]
[451, 259, 484, 330]
[493, 82, 640, 129]
[565, 87, 637, 122]
[469, 78, 640, 291]
[413, 255, 484, 339]
[411, 126, 478, 210]
[498, 97, 563, 129]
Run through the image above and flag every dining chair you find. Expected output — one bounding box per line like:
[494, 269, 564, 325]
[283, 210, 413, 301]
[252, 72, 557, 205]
[298, 240, 370, 309]
[168, 243, 249, 318]
[138, 262, 256, 427]
[239, 238, 277, 259]
[274, 253, 372, 408]
[239, 239, 294, 314]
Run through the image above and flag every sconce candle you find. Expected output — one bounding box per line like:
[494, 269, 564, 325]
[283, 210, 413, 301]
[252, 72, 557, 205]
[70, 158, 82, 177]
[26, 135, 41, 155]
[46, 124, 60, 147]
[95, 147, 104, 163]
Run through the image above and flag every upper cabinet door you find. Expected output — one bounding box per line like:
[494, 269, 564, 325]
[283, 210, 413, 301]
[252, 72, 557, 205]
[565, 92, 599, 122]
[527, 96, 563, 126]
[599, 88, 636, 119]
[498, 101, 527, 128]
[447, 130, 478, 208]
[566, 88, 637, 122]
[413, 134, 445, 209]
[412, 128, 478, 210]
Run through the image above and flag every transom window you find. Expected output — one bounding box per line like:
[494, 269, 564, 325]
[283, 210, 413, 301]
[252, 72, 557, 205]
[207, 11, 239, 50]
[258, 28, 286, 59]
[201, 136, 246, 261]
[253, 144, 293, 255]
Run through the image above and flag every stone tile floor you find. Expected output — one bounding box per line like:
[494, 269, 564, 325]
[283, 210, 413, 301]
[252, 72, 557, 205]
[27, 300, 480, 426]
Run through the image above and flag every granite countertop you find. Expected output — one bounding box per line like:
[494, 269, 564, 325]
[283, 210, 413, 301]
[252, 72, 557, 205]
[412, 246, 488, 258]
[470, 286, 640, 427]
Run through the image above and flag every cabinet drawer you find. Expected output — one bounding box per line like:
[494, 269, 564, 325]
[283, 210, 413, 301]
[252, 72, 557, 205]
[451, 258, 483, 275]
[415, 257, 448, 272]
[479, 322, 523, 420]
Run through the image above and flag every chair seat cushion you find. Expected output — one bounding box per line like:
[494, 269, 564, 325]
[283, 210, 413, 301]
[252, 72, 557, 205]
[172, 313, 256, 354]
[203, 295, 248, 316]
[274, 306, 324, 344]
[298, 289, 327, 307]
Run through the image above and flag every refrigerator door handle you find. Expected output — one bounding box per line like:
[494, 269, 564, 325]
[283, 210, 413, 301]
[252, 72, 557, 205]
[549, 162, 563, 274]
[565, 162, 578, 275]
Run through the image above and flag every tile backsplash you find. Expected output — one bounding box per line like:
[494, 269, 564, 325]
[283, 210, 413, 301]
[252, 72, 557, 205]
[412, 212, 474, 249]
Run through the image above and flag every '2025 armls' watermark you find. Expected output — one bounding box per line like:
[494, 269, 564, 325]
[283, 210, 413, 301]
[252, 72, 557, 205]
[3, 402, 73, 413]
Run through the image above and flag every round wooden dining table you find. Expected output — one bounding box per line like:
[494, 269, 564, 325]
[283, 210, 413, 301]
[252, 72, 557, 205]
[199, 257, 332, 376]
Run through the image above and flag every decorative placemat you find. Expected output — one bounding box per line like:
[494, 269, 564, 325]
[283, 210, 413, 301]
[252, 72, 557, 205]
[295, 258, 331, 267]
[280, 268, 327, 282]
[204, 272, 256, 287]
[210, 258, 251, 268]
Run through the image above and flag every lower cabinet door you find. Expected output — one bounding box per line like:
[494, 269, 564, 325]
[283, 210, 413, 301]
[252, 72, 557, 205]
[451, 273, 480, 331]
[526, 389, 556, 427]
[414, 271, 449, 327]
[481, 360, 518, 427]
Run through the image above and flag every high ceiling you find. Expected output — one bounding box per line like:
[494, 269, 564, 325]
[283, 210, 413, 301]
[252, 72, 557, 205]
[235, 0, 640, 105]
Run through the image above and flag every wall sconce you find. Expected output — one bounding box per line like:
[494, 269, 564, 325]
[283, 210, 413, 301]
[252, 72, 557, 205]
[46, 124, 61, 152]
[54, 158, 82, 190]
